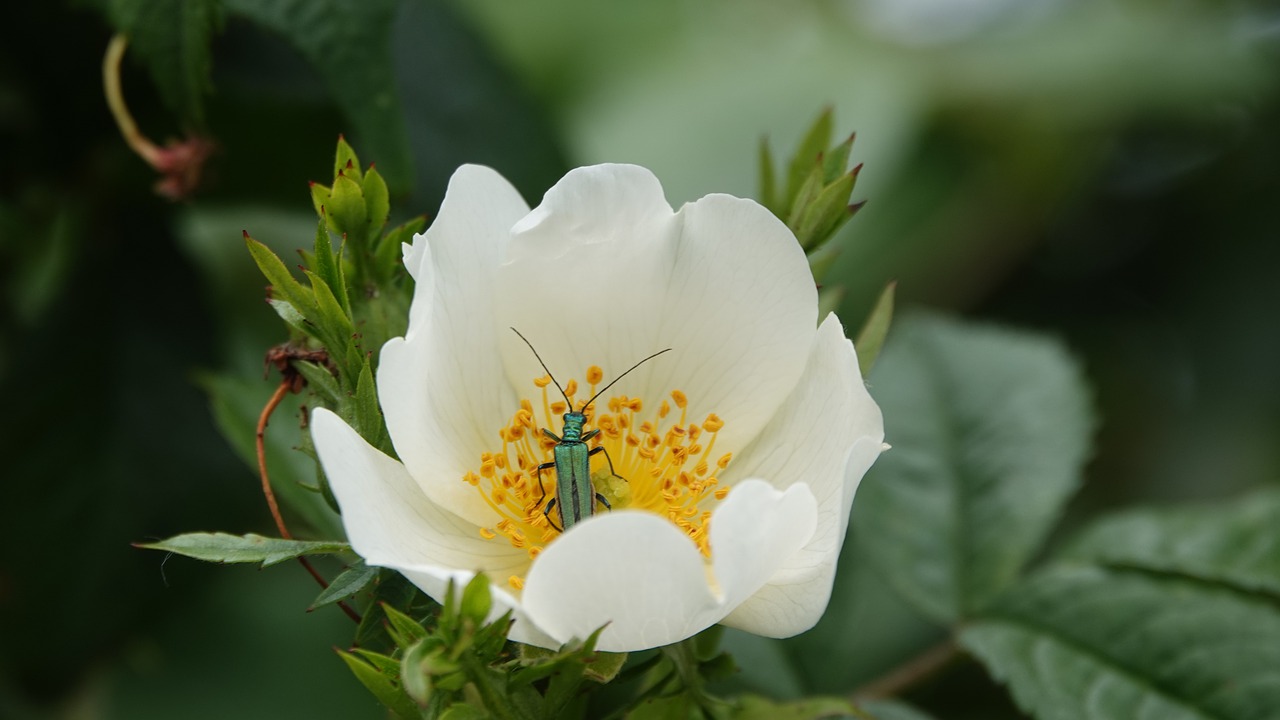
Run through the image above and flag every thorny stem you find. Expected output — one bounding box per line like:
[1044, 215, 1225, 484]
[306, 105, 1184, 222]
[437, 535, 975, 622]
[257, 378, 362, 624]
[851, 638, 960, 702]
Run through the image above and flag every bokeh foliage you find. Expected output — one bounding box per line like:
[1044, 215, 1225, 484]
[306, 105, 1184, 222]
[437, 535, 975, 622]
[2, 0, 1279, 718]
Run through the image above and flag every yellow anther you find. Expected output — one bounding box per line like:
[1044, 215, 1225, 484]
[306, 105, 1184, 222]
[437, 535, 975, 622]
[717, 453, 733, 469]
[509, 575, 525, 590]
[471, 365, 728, 568]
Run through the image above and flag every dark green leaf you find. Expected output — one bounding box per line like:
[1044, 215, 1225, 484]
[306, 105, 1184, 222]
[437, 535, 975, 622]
[854, 313, 1093, 623]
[197, 373, 343, 538]
[108, 0, 223, 122]
[853, 282, 895, 377]
[136, 532, 349, 568]
[1058, 488, 1280, 598]
[310, 560, 379, 610]
[356, 571, 436, 651]
[383, 603, 428, 649]
[962, 566, 1280, 720]
[223, 0, 411, 191]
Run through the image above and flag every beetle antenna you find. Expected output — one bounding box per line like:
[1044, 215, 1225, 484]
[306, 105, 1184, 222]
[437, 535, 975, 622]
[510, 327, 572, 407]
[585, 347, 672, 409]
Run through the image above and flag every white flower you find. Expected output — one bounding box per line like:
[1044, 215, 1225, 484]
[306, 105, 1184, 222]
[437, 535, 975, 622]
[311, 164, 884, 652]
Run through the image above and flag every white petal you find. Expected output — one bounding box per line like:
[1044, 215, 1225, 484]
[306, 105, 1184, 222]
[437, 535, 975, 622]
[719, 315, 884, 636]
[496, 165, 679, 408]
[494, 166, 816, 455]
[310, 408, 526, 580]
[709, 480, 818, 611]
[379, 165, 530, 526]
[520, 511, 722, 652]
[656, 193, 818, 451]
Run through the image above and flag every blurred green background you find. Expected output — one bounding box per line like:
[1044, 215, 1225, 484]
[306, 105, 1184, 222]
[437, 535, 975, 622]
[2, 0, 1277, 717]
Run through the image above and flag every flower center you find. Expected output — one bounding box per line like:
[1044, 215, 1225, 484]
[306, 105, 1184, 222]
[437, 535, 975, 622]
[462, 365, 734, 591]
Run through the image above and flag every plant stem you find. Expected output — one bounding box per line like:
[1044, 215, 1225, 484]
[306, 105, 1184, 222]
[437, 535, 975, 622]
[257, 378, 361, 624]
[851, 638, 959, 702]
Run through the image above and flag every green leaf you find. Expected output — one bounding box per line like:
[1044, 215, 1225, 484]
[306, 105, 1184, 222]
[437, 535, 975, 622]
[962, 566, 1280, 720]
[197, 373, 343, 538]
[794, 168, 856, 250]
[222, 0, 412, 191]
[363, 165, 391, 239]
[399, 639, 437, 707]
[356, 571, 436, 651]
[309, 182, 331, 219]
[244, 233, 316, 317]
[383, 603, 428, 649]
[326, 171, 369, 246]
[294, 359, 342, 404]
[337, 650, 420, 720]
[583, 651, 627, 684]
[136, 532, 349, 568]
[854, 313, 1093, 623]
[1058, 488, 1280, 598]
[438, 705, 488, 720]
[310, 560, 379, 610]
[312, 219, 351, 315]
[853, 282, 894, 377]
[734, 695, 856, 719]
[108, 0, 224, 123]
[459, 573, 493, 626]
[334, 135, 363, 184]
[784, 108, 833, 207]
[353, 359, 392, 454]
[758, 137, 778, 215]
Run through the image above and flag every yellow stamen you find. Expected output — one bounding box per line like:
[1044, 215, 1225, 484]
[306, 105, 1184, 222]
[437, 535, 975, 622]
[461, 362, 736, 588]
